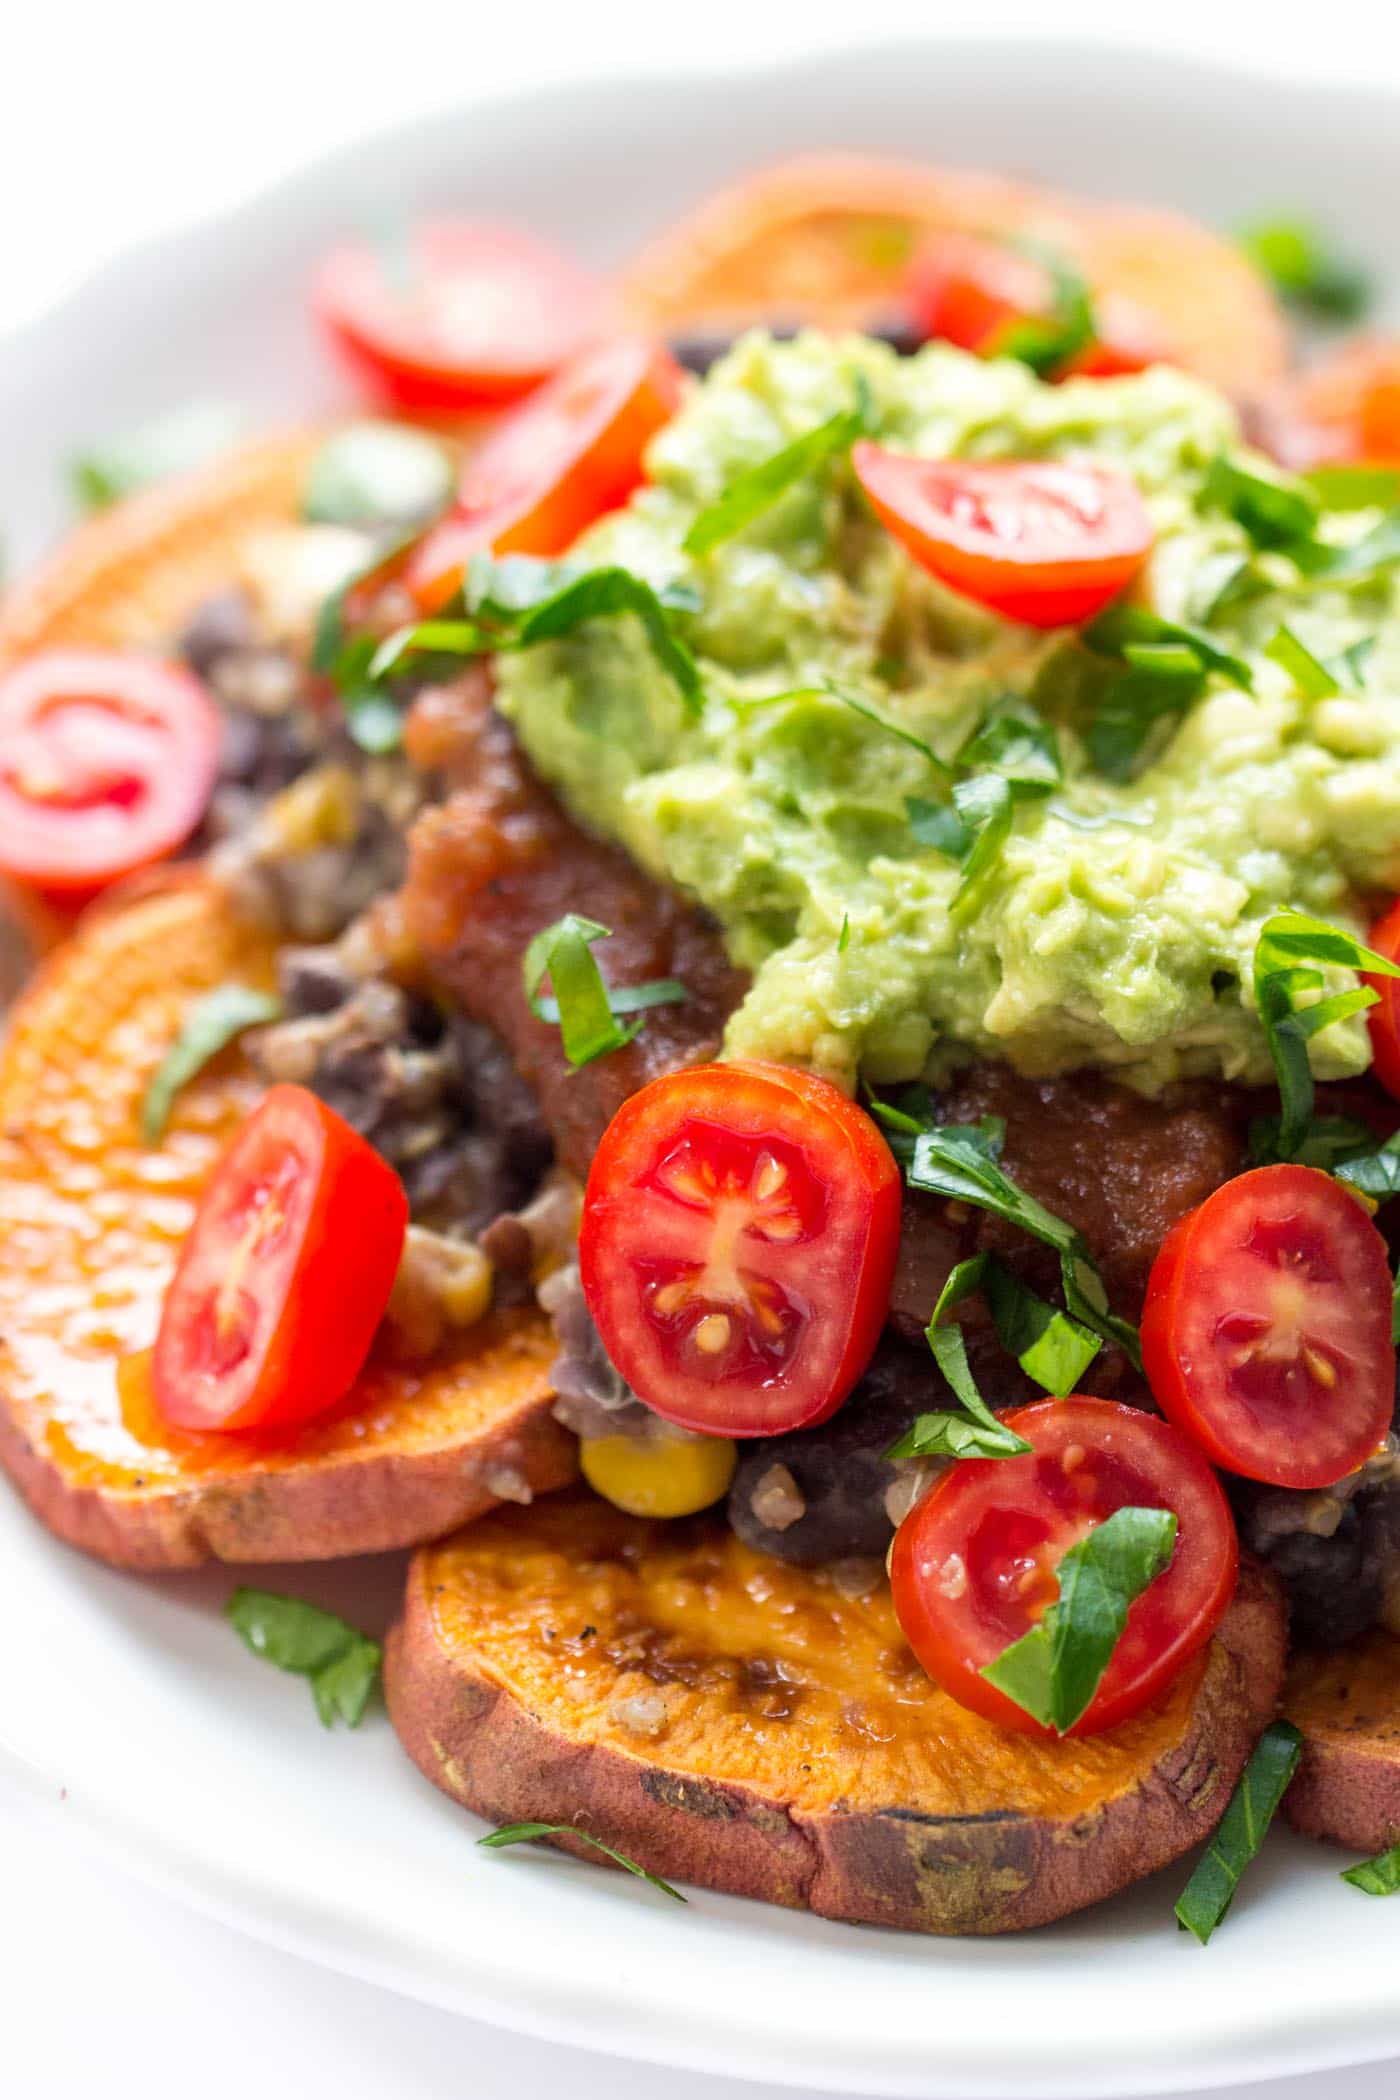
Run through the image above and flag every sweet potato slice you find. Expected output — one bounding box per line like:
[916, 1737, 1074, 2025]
[619, 155, 1287, 394]
[0, 876, 575, 1569]
[386, 1492, 1285, 1933]
[1283, 1631, 1400, 1852]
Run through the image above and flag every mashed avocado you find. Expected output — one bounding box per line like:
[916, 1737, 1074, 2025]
[496, 332, 1400, 1092]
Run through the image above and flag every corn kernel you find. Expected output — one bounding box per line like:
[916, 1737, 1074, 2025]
[580, 1431, 738, 1519]
[264, 765, 360, 855]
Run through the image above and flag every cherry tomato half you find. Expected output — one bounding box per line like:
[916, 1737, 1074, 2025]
[314, 220, 601, 412]
[403, 337, 685, 609]
[579, 1061, 901, 1439]
[0, 649, 221, 897]
[1141, 1164, 1395, 1491]
[153, 1084, 408, 1434]
[1366, 900, 1400, 1099]
[890, 1396, 1237, 1737]
[905, 231, 1168, 379]
[851, 442, 1153, 627]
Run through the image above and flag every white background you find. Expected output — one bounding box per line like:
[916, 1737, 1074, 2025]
[5, 5, 1400, 2096]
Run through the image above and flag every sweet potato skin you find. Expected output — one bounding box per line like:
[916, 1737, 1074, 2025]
[386, 1499, 1285, 1934]
[0, 877, 575, 1570]
[1284, 1632, 1400, 1853]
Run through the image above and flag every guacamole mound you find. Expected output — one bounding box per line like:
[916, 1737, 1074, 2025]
[495, 332, 1400, 1093]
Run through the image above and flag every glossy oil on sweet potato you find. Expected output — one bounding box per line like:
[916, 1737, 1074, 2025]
[1284, 1631, 1400, 1852]
[619, 155, 1288, 394]
[386, 1491, 1286, 1934]
[0, 877, 575, 1569]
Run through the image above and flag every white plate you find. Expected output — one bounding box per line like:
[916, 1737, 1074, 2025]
[2, 36, 1400, 2100]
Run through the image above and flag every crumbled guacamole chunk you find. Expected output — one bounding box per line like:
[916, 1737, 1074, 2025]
[496, 332, 1400, 1093]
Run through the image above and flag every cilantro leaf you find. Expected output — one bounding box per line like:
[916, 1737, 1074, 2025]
[889, 1111, 1140, 1368]
[1342, 1841, 1400, 1896]
[987, 240, 1096, 377]
[981, 1506, 1177, 1734]
[1175, 1721, 1303, 1943]
[1252, 910, 1400, 1160]
[1203, 454, 1319, 550]
[1080, 606, 1253, 781]
[906, 795, 970, 858]
[1238, 219, 1372, 323]
[1305, 465, 1400, 512]
[351, 557, 704, 717]
[1336, 1130, 1400, 1201]
[142, 984, 281, 1144]
[225, 1588, 381, 1728]
[683, 382, 872, 556]
[522, 914, 688, 1068]
[71, 402, 245, 512]
[479, 1821, 686, 1901]
[1264, 625, 1340, 700]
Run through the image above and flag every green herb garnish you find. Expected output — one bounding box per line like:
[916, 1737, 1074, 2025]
[1079, 605, 1253, 782]
[1305, 465, 1400, 512]
[71, 402, 245, 512]
[302, 420, 454, 531]
[1175, 1720, 1303, 1944]
[523, 915, 688, 1069]
[683, 381, 872, 556]
[225, 1588, 382, 1728]
[878, 1109, 1141, 1368]
[1252, 910, 1400, 1161]
[982, 1506, 1177, 1734]
[1203, 453, 1319, 551]
[1264, 625, 1341, 700]
[988, 241, 1096, 378]
[478, 1821, 686, 1901]
[1341, 1841, 1400, 1895]
[370, 557, 704, 717]
[1239, 219, 1372, 323]
[885, 1248, 1096, 1465]
[142, 984, 281, 1144]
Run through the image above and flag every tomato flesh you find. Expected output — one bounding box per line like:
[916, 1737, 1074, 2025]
[0, 649, 221, 896]
[579, 1061, 901, 1438]
[403, 337, 685, 609]
[905, 231, 1166, 378]
[153, 1084, 408, 1434]
[314, 220, 601, 411]
[852, 442, 1152, 627]
[890, 1397, 1238, 1736]
[1366, 900, 1400, 1099]
[1141, 1163, 1395, 1490]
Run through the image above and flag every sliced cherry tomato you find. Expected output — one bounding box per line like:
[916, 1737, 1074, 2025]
[579, 1061, 900, 1438]
[1366, 900, 1400, 1098]
[0, 649, 221, 896]
[905, 231, 1168, 378]
[153, 1084, 408, 1434]
[1141, 1164, 1395, 1491]
[1249, 337, 1400, 472]
[314, 220, 601, 411]
[890, 1396, 1237, 1737]
[403, 337, 685, 610]
[851, 442, 1152, 627]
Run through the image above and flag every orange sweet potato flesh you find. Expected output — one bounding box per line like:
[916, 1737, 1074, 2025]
[0, 875, 575, 1569]
[619, 155, 1288, 394]
[1284, 1632, 1400, 1852]
[387, 1492, 1286, 1933]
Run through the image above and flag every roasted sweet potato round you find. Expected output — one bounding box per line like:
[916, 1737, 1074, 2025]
[386, 1491, 1286, 1933]
[619, 155, 1288, 394]
[1284, 1630, 1400, 1852]
[0, 876, 575, 1568]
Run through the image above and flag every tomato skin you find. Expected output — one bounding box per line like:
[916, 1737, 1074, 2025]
[0, 649, 221, 896]
[314, 220, 600, 411]
[403, 338, 685, 610]
[1141, 1164, 1395, 1491]
[851, 442, 1152, 627]
[906, 232, 1166, 379]
[153, 1084, 409, 1434]
[890, 1397, 1238, 1737]
[579, 1061, 901, 1439]
[1365, 901, 1400, 1100]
